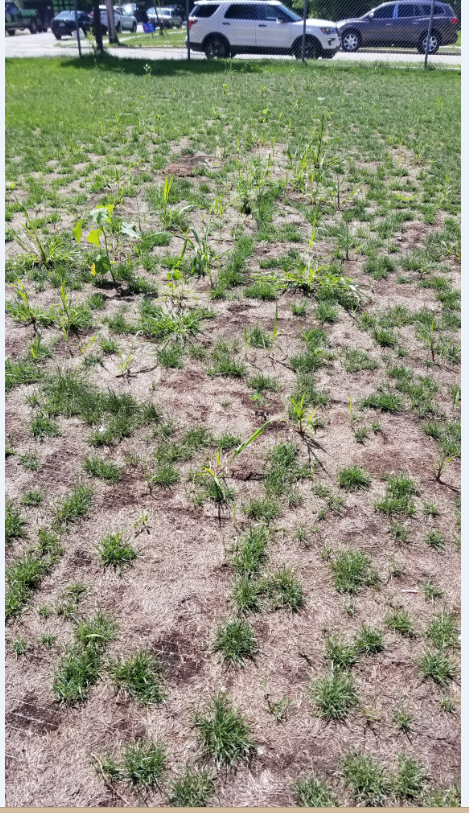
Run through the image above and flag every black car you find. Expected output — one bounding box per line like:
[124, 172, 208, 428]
[51, 9, 93, 37]
[337, 1, 458, 54]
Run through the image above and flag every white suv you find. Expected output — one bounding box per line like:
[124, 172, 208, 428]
[187, 0, 340, 59]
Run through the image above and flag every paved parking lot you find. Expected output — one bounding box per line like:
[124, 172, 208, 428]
[4, 29, 461, 64]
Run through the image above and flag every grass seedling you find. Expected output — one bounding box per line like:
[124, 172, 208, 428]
[55, 483, 93, 528]
[354, 625, 384, 655]
[192, 692, 255, 767]
[12, 638, 28, 658]
[422, 581, 444, 602]
[417, 650, 456, 685]
[289, 393, 320, 435]
[324, 634, 357, 671]
[375, 472, 417, 517]
[425, 611, 458, 649]
[212, 619, 258, 666]
[121, 738, 167, 790]
[108, 650, 165, 705]
[84, 457, 121, 484]
[21, 490, 43, 507]
[394, 754, 429, 800]
[329, 549, 379, 594]
[425, 529, 445, 549]
[5, 501, 27, 542]
[393, 707, 413, 733]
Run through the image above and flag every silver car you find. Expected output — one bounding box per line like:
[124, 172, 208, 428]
[147, 6, 182, 27]
[98, 4, 137, 31]
[115, 5, 138, 30]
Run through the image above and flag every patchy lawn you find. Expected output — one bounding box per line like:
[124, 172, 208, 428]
[5, 56, 460, 808]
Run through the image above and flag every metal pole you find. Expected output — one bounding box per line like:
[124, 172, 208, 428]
[424, 0, 436, 68]
[74, 0, 82, 57]
[301, 0, 307, 61]
[186, 0, 190, 60]
[105, 0, 118, 44]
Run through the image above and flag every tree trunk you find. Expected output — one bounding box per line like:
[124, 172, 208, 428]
[92, 0, 103, 51]
[105, 0, 118, 44]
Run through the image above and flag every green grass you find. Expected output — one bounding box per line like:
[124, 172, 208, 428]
[394, 754, 429, 800]
[212, 619, 258, 665]
[354, 624, 384, 655]
[425, 611, 458, 649]
[193, 692, 255, 767]
[310, 670, 358, 721]
[108, 650, 165, 705]
[168, 766, 215, 807]
[337, 465, 371, 491]
[84, 456, 121, 484]
[293, 774, 337, 807]
[120, 739, 167, 789]
[343, 349, 378, 373]
[96, 531, 137, 570]
[53, 610, 117, 704]
[375, 472, 417, 517]
[21, 489, 43, 506]
[386, 608, 413, 635]
[342, 751, 389, 806]
[5, 501, 27, 542]
[55, 483, 93, 527]
[417, 650, 456, 685]
[329, 549, 379, 594]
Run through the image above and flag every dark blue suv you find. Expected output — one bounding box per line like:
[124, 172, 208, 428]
[338, 2, 459, 54]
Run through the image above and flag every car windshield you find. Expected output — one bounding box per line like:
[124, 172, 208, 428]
[55, 11, 75, 19]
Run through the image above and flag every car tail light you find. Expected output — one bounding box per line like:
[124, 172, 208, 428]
[188, 17, 196, 28]
[450, 16, 458, 23]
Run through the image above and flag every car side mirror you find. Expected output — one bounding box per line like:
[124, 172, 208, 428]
[276, 17, 286, 22]
[368, 11, 374, 18]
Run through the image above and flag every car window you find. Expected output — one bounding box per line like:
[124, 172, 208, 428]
[224, 4, 260, 19]
[56, 11, 75, 19]
[397, 4, 416, 16]
[192, 4, 219, 15]
[373, 4, 395, 18]
[277, 4, 301, 20]
[418, 3, 444, 13]
[259, 4, 292, 21]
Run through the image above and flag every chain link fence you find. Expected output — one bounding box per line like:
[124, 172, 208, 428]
[5, 0, 461, 65]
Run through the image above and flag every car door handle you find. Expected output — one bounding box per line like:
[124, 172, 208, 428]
[258, 23, 267, 26]
[222, 21, 229, 24]
[385, 23, 392, 25]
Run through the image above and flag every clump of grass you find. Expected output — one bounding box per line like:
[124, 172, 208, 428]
[55, 483, 93, 527]
[18, 451, 41, 471]
[245, 325, 271, 349]
[231, 577, 262, 614]
[192, 693, 255, 767]
[167, 766, 215, 807]
[315, 301, 337, 323]
[344, 349, 378, 373]
[293, 774, 337, 807]
[425, 529, 445, 549]
[5, 528, 64, 621]
[53, 610, 117, 704]
[425, 611, 458, 649]
[394, 754, 429, 800]
[291, 301, 307, 317]
[422, 581, 444, 601]
[84, 456, 121, 484]
[375, 472, 417, 517]
[360, 391, 402, 413]
[393, 707, 413, 733]
[354, 625, 384, 655]
[263, 566, 305, 610]
[30, 413, 60, 438]
[232, 525, 268, 579]
[5, 501, 27, 542]
[337, 465, 371, 492]
[21, 490, 43, 506]
[244, 281, 277, 300]
[121, 738, 167, 789]
[342, 751, 389, 806]
[12, 638, 28, 658]
[309, 670, 358, 721]
[389, 521, 410, 544]
[212, 619, 258, 666]
[244, 497, 280, 524]
[329, 549, 379, 594]
[248, 372, 280, 392]
[324, 634, 357, 671]
[386, 609, 413, 635]
[207, 340, 245, 378]
[95, 531, 137, 571]
[158, 345, 184, 368]
[108, 650, 165, 705]
[263, 442, 309, 496]
[417, 650, 456, 685]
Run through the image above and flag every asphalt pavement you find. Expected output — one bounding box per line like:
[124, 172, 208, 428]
[4, 29, 461, 65]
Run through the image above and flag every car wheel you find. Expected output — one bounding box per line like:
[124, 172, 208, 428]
[116, 21, 122, 32]
[204, 35, 228, 59]
[54, 32, 61, 38]
[131, 21, 137, 32]
[7, 29, 16, 35]
[29, 21, 38, 33]
[292, 36, 320, 59]
[417, 30, 440, 54]
[341, 29, 360, 52]
[322, 50, 335, 59]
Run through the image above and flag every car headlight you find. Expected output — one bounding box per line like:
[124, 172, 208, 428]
[320, 27, 335, 34]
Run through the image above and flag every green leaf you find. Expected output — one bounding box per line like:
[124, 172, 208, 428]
[86, 229, 101, 248]
[90, 207, 110, 227]
[120, 221, 141, 240]
[93, 253, 112, 275]
[73, 221, 83, 245]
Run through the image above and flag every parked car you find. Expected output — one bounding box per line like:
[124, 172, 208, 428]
[147, 5, 182, 26]
[337, 1, 458, 55]
[168, 3, 185, 21]
[5, 0, 39, 34]
[22, 0, 54, 32]
[119, 1, 147, 22]
[51, 9, 92, 37]
[187, 0, 340, 59]
[115, 5, 139, 29]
